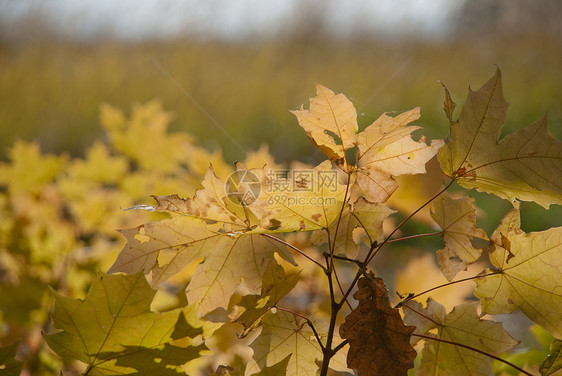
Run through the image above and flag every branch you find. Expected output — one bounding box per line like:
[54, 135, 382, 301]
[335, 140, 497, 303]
[319, 254, 340, 376]
[333, 339, 349, 354]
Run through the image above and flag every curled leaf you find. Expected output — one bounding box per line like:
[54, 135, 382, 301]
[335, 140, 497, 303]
[541, 339, 562, 376]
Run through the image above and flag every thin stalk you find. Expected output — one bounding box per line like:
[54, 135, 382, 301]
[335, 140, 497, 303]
[402, 303, 441, 326]
[364, 179, 455, 266]
[260, 233, 326, 272]
[338, 271, 362, 311]
[319, 172, 354, 376]
[394, 271, 502, 308]
[385, 231, 442, 244]
[413, 334, 535, 376]
[332, 263, 353, 310]
[329, 253, 366, 270]
[328, 174, 353, 266]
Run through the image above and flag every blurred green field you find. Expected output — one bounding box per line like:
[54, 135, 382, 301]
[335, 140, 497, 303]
[1, 35, 561, 162]
[1, 35, 561, 231]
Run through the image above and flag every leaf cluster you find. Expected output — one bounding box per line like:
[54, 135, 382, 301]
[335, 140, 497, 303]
[1, 69, 561, 375]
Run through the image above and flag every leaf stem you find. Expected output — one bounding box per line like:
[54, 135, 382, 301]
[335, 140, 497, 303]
[385, 231, 442, 244]
[338, 271, 362, 311]
[413, 333, 535, 376]
[260, 233, 326, 272]
[393, 271, 502, 308]
[364, 179, 455, 266]
[402, 303, 441, 326]
[332, 263, 353, 310]
[328, 253, 366, 269]
[328, 173, 353, 267]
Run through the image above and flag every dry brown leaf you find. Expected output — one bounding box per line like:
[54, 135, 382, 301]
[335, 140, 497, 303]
[339, 274, 417, 376]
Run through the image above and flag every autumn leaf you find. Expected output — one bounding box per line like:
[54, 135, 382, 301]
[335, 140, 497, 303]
[402, 299, 445, 346]
[440, 81, 457, 122]
[0, 141, 67, 193]
[474, 208, 562, 339]
[403, 300, 518, 376]
[438, 68, 562, 208]
[356, 108, 443, 176]
[541, 339, 562, 376]
[394, 253, 478, 312]
[185, 235, 293, 317]
[339, 274, 417, 376]
[352, 164, 400, 204]
[246, 311, 322, 376]
[109, 215, 294, 317]
[292, 86, 443, 204]
[354, 107, 444, 203]
[311, 198, 395, 257]
[44, 273, 205, 375]
[110, 164, 298, 317]
[153, 166, 249, 229]
[430, 191, 488, 280]
[67, 141, 129, 184]
[108, 215, 222, 283]
[291, 84, 358, 166]
[387, 157, 445, 225]
[230, 263, 299, 337]
[250, 354, 292, 376]
[248, 160, 348, 232]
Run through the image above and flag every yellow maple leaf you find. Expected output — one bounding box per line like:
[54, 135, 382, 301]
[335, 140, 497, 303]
[292, 85, 443, 204]
[247, 160, 348, 232]
[430, 191, 488, 281]
[403, 300, 519, 375]
[475, 208, 562, 339]
[291, 84, 358, 166]
[246, 311, 322, 376]
[438, 68, 562, 208]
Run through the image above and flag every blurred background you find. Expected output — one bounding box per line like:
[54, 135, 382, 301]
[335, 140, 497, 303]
[1, 0, 561, 156]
